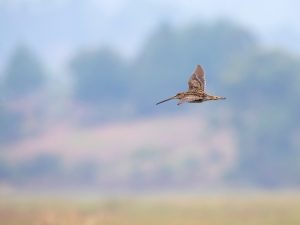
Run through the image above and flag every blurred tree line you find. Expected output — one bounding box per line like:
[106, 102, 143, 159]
[0, 46, 46, 144]
[1, 21, 300, 188]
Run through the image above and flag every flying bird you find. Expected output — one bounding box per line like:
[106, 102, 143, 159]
[156, 65, 226, 105]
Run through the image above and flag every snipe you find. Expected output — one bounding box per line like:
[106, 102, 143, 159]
[156, 65, 226, 105]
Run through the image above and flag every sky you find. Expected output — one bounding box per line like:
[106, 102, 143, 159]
[1, 0, 300, 70]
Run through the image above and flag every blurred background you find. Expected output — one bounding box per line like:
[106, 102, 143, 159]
[0, 0, 300, 224]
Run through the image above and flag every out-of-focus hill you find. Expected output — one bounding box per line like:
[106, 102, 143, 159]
[1, 19, 300, 190]
[2, 113, 236, 189]
[4, 114, 236, 162]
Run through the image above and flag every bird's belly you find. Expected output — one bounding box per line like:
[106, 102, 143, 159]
[190, 100, 204, 103]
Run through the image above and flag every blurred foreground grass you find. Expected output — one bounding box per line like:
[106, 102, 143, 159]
[1, 192, 300, 225]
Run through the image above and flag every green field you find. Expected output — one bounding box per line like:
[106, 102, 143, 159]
[1, 193, 300, 225]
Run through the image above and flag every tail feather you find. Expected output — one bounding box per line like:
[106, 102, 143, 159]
[156, 96, 176, 105]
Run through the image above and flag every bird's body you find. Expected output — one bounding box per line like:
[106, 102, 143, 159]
[156, 65, 225, 105]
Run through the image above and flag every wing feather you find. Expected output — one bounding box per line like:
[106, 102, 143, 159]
[188, 65, 205, 91]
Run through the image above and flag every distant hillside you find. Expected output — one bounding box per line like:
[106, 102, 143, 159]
[1, 20, 300, 190]
[2, 113, 236, 190]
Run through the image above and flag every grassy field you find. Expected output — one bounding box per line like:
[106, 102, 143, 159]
[1, 193, 300, 225]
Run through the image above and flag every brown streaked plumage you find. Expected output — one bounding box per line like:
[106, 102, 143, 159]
[156, 65, 226, 105]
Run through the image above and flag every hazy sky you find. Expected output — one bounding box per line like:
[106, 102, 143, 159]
[0, 0, 299, 70]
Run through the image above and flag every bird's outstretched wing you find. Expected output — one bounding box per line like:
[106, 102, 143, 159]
[188, 64, 205, 91]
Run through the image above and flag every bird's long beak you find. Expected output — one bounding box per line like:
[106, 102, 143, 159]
[156, 96, 176, 105]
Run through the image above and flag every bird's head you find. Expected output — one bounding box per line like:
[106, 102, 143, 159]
[175, 92, 185, 98]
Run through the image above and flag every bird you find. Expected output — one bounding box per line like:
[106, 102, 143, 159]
[156, 64, 226, 105]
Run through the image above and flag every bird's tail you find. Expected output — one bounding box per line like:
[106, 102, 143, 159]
[156, 96, 176, 105]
